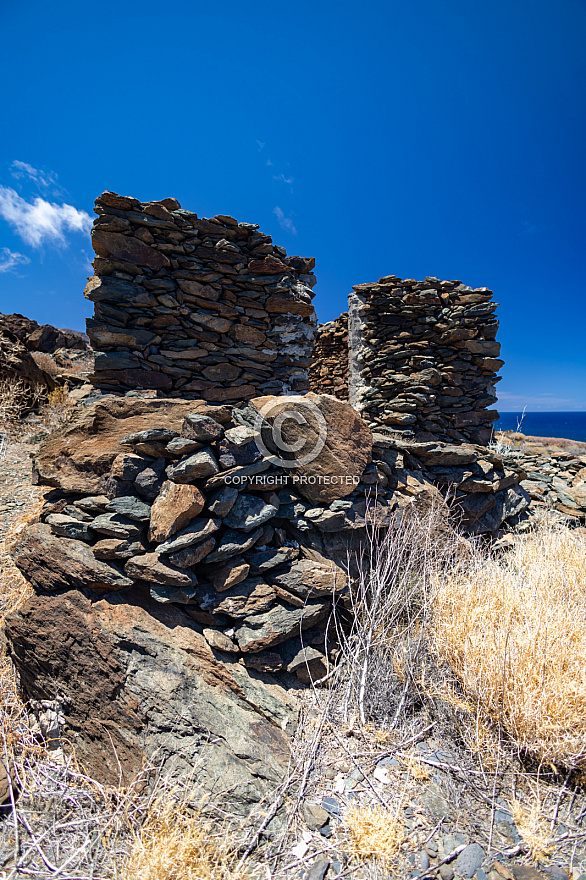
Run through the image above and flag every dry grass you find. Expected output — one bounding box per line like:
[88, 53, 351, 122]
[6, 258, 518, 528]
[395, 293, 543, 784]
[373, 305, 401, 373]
[40, 385, 76, 431]
[125, 796, 244, 880]
[343, 805, 404, 864]
[432, 521, 586, 772]
[0, 377, 44, 437]
[509, 788, 554, 861]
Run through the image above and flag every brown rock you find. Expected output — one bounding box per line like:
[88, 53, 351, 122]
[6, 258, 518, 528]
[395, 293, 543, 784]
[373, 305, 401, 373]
[92, 230, 170, 271]
[203, 629, 239, 653]
[4, 588, 298, 813]
[202, 363, 242, 382]
[250, 392, 372, 504]
[265, 293, 314, 317]
[212, 557, 250, 591]
[13, 523, 133, 593]
[33, 397, 197, 494]
[168, 536, 216, 568]
[231, 324, 267, 346]
[248, 257, 290, 275]
[124, 553, 197, 588]
[149, 482, 205, 543]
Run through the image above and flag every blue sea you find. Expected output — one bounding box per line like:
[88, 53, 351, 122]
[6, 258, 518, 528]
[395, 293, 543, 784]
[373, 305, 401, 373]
[495, 412, 586, 443]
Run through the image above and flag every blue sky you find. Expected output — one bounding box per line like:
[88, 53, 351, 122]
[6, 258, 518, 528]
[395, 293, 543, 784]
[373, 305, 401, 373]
[0, 0, 584, 410]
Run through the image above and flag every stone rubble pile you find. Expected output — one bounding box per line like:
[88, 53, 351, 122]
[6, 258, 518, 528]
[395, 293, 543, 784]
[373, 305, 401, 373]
[308, 313, 348, 400]
[506, 446, 586, 521]
[347, 275, 502, 444]
[86, 191, 317, 401]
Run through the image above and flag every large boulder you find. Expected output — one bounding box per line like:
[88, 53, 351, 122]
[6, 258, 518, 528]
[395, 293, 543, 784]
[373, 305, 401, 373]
[5, 588, 298, 814]
[249, 392, 372, 505]
[32, 396, 218, 494]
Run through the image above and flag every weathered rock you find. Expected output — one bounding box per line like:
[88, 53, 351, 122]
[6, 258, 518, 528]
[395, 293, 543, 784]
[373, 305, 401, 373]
[287, 646, 328, 684]
[90, 513, 144, 540]
[211, 557, 250, 591]
[33, 397, 197, 494]
[156, 518, 220, 555]
[250, 393, 372, 504]
[182, 414, 225, 443]
[168, 537, 216, 568]
[207, 484, 239, 517]
[125, 553, 198, 588]
[203, 628, 239, 653]
[223, 493, 277, 532]
[4, 588, 298, 814]
[105, 496, 151, 522]
[149, 482, 205, 543]
[92, 538, 146, 560]
[268, 558, 347, 599]
[13, 523, 133, 593]
[206, 527, 265, 563]
[195, 578, 276, 619]
[166, 449, 219, 483]
[45, 514, 93, 542]
[235, 601, 329, 653]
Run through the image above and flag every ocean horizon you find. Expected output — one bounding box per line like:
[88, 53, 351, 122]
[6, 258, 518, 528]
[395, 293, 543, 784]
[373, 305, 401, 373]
[494, 411, 586, 443]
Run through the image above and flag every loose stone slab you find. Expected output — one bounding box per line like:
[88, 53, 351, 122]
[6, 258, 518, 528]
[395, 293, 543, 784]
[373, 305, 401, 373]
[235, 601, 329, 653]
[223, 494, 277, 532]
[149, 481, 206, 543]
[90, 513, 144, 540]
[125, 553, 198, 588]
[105, 496, 152, 523]
[155, 518, 220, 555]
[205, 527, 265, 563]
[166, 449, 219, 483]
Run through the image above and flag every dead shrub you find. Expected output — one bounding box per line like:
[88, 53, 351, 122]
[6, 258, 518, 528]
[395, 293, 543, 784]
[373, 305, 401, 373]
[343, 804, 404, 864]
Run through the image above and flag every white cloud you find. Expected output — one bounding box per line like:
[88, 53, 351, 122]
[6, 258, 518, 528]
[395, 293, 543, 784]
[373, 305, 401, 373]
[10, 160, 59, 191]
[0, 247, 30, 273]
[273, 206, 297, 235]
[0, 186, 92, 247]
[274, 173, 294, 185]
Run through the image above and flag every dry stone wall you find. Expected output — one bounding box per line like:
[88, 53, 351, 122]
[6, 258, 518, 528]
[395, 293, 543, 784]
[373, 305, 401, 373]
[308, 313, 348, 400]
[85, 191, 317, 402]
[347, 275, 502, 445]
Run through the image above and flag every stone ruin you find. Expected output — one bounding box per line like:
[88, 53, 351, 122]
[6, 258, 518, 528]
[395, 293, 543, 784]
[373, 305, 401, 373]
[310, 276, 502, 446]
[5, 191, 533, 817]
[86, 191, 317, 401]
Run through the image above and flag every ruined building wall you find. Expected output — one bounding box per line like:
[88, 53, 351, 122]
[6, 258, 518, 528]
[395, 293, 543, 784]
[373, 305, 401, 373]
[347, 275, 502, 444]
[308, 313, 348, 400]
[85, 191, 317, 402]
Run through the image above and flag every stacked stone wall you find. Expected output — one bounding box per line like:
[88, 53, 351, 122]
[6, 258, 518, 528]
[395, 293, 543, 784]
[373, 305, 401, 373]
[348, 275, 502, 444]
[85, 191, 317, 402]
[308, 313, 348, 400]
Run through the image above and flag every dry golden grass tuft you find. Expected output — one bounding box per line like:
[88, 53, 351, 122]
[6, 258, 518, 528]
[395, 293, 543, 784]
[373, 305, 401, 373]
[432, 521, 586, 772]
[124, 796, 244, 880]
[509, 789, 554, 861]
[343, 805, 404, 864]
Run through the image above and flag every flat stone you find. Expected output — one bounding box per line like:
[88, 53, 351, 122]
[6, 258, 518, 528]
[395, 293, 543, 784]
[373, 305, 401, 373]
[302, 802, 329, 831]
[203, 629, 239, 653]
[90, 513, 144, 540]
[125, 553, 198, 588]
[212, 557, 250, 591]
[120, 427, 178, 446]
[235, 601, 329, 652]
[166, 449, 219, 483]
[207, 484, 239, 517]
[195, 578, 276, 619]
[105, 496, 151, 523]
[149, 584, 198, 604]
[165, 437, 203, 455]
[206, 527, 264, 563]
[181, 413, 225, 443]
[224, 425, 258, 447]
[268, 558, 347, 598]
[168, 537, 216, 568]
[149, 482, 205, 543]
[156, 518, 220, 555]
[110, 453, 146, 481]
[92, 229, 170, 270]
[287, 646, 327, 684]
[92, 538, 146, 560]
[223, 493, 277, 532]
[247, 547, 299, 572]
[13, 523, 133, 593]
[45, 514, 93, 542]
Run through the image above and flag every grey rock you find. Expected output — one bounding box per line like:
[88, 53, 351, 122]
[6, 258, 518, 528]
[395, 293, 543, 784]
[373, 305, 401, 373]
[45, 514, 94, 542]
[90, 513, 144, 540]
[439, 867, 454, 880]
[156, 518, 220, 555]
[304, 858, 330, 880]
[207, 484, 239, 517]
[247, 546, 298, 572]
[235, 601, 329, 652]
[105, 496, 151, 523]
[206, 527, 265, 563]
[224, 425, 257, 447]
[74, 495, 110, 514]
[195, 578, 276, 620]
[454, 843, 485, 878]
[182, 414, 224, 443]
[120, 428, 178, 445]
[223, 493, 277, 532]
[165, 436, 203, 455]
[166, 448, 219, 483]
[168, 537, 216, 568]
[149, 584, 198, 604]
[287, 646, 327, 684]
[419, 851, 430, 870]
[202, 629, 239, 653]
[321, 797, 341, 817]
